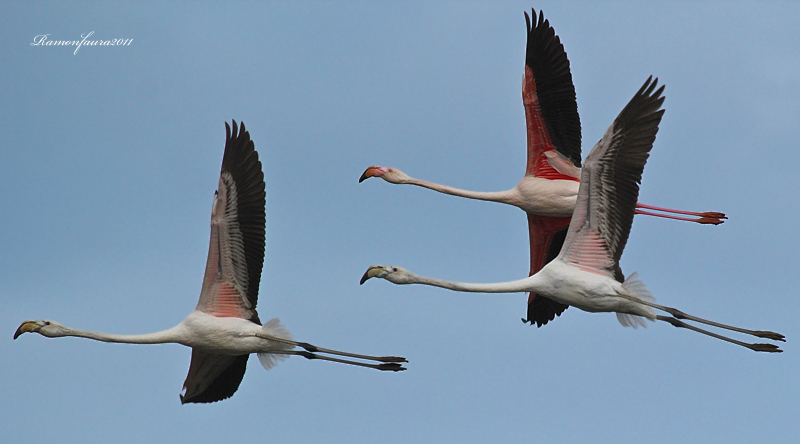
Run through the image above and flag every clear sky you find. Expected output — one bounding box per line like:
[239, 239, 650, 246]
[2, 2, 798, 443]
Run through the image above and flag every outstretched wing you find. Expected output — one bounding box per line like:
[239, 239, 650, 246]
[523, 8, 582, 179]
[183, 120, 267, 404]
[521, 9, 580, 326]
[195, 120, 266, 320]
[181, 350, 249, 404]
[558, 77, 665, 278]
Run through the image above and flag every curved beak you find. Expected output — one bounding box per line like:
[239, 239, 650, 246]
[360, 265, 386, 285]
[14, 320, 44, 340]
[359, 166, 384, 183]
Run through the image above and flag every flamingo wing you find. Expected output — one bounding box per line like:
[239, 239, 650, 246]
[195, 120, 266, 320]
[558, 77, 665, 277]
[523, 8, 582, 179]
[523, 215, 570, 326]
[181, 351, 249, 404]
[521, 9, 580, 326]
[183, 120, 267, 404]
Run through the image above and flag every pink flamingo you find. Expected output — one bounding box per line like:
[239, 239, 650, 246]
[360, 9, 725, 327]
[362, 78, 782, 353]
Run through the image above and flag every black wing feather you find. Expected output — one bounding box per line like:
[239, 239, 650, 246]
[181, 351, 249, 404]
[221, 120, 266, 312]
[524, 227, 569, 327]
[182, 120, 267, 405]
[524, 8, 582, 167]
[561, 77, 665, 278]
[594, 78, 665, 266]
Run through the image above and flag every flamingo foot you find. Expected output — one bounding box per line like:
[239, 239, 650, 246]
[748, 343, 783, 353]
[752, 331, 786, 342]
[376, 363, 407, 371]
[695, 216, 726, 225]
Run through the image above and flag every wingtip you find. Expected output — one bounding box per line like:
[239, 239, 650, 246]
[638, 76, 665, 102]
[525, 8, 546, 34]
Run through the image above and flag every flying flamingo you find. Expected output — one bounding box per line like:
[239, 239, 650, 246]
[361, 77, 783, 353]
[15, 121, 407, 404]
[359, 9, 726, 328]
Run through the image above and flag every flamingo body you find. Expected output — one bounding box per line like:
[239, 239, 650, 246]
[174, 311, 283, 354]
[533, 261, 653, 320]
[511, 175, 579, 216]
[362, 77, 783, 352]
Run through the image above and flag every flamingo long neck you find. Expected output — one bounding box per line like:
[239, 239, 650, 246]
[404, 177, 517, 205]
[60, 325, 185, 345]
[406, 272, 541, 294]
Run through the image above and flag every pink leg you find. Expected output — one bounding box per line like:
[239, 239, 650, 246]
[635, 203, 727, 224]
[635, 203, 726, 225]
[636, 203, 726, 219]
[634, 209, 723, 225]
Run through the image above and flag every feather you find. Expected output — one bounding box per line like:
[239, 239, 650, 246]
[257, 318, 294, 370]
[616, 272, 656, 328]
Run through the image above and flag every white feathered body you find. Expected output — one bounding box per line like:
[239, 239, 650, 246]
[176, 310, 293, 356]
[533, 259, 656, 322]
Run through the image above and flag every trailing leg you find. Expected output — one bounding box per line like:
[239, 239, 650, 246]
[273, 350, 407, 371]
[635, 203, 727, 225]
[656, 316, 782, 353]
[255, 332, 408, 363]
[615, 293, 785, 342]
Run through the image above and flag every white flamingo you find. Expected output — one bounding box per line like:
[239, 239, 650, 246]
[361, 78, 783, 353]
[360, 9, 725, 328]
[15, 121, 406, 404]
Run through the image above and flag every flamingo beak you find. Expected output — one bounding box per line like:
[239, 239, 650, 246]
[359, 166, 386, 183]
[360, 265, 386, 285]
[14, 320, 44, 339]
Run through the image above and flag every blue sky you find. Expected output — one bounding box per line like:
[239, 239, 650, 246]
[2, 2, 798, 443]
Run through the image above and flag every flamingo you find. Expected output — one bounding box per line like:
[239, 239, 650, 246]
[14, 120, 407, 404]
[359, 9, 726, 328]
[361, 78, 784, 353]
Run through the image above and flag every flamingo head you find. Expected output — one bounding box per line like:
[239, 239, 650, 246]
[359, 166, 410, 184]
[13, 320, 68, 339]
[360, 265, 414, 285]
